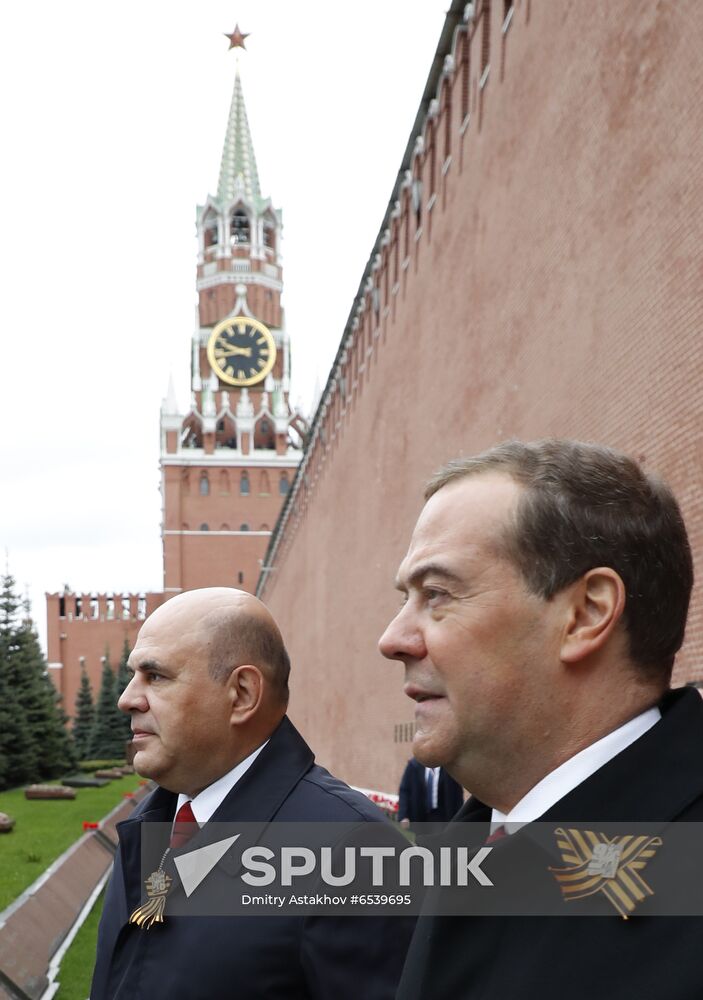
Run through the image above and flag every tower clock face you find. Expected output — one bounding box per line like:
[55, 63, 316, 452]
[206, 316, 277, 387]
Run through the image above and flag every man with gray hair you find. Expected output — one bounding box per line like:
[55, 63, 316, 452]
[379, 439, 702, 999]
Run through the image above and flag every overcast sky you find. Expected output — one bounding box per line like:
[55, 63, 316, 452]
[0, 1, 449, 652]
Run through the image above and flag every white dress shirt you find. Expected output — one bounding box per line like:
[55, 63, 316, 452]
[425, 766, 440, 810]
[490, 707, 661, 834]
[174, 741, 268, 828]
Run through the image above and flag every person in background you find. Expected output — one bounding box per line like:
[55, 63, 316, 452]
[398, 757, 463, 829]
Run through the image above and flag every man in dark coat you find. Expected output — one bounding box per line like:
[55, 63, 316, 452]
[398, 758, 463, 829]
[92, 588, 414, 1000]
[379, 439, 701, 999]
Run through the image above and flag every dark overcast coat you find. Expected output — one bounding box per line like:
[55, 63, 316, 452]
[396, 687, 703, 1000]
[91, 716, 415, 1000]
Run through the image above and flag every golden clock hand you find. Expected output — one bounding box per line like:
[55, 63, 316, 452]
[215, 346, 253, 358]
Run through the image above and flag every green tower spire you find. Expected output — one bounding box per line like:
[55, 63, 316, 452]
[217, 68, 261, 204]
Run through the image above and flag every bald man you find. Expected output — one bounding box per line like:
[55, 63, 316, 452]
[91, 588, 414, 1000]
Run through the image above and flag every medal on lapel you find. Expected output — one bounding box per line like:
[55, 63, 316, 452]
[548, 828, 663, 919]
[129, 850, 172, 929]
[129, 800, 198, 928]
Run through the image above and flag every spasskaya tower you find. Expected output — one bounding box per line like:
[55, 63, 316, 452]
[159, 26, 307, 595]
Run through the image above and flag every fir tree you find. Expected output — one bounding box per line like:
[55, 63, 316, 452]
[0, 664, 34, 789]
[72, 665, 95, 760]
[11, 616, 75, 777]
[0, 571, 19, 632]
[0, 573, 41, 785]
[116, 638, 133, 740]
[90, 651, 128, 759]
[0, 572, 73, 787]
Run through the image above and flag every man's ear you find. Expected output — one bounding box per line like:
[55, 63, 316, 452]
[560, 568, 626, 664]
[226, 664, 264, 724]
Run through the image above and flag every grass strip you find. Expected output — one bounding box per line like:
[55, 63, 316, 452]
[0, 775, 144, 910]
[54, 889, 106, 1000]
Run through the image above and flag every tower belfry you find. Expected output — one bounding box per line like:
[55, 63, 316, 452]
[160, 31, 306, 595]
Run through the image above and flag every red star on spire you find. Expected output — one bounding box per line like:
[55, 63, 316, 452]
[224, 24, 250, 51]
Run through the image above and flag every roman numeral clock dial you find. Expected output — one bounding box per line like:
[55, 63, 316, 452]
[206, 316, 277, 387]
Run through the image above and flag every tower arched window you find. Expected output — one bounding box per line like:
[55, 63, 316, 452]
[200, 523, 209, 531]
[199, 472, 210, 496]
[204, 214, 218, 249]
[263, 216, 276, 251]
[279, 473, 289, 496]
[240, 523, 250, 532]
[240, 471, 250, 496]
[231, 209, 250, 245]
[254, 416, 275, 450]
[219, 470, 230, 494]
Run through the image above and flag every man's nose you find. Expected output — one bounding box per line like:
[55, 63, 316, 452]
[378, 606, 426, 662]
[117, 674, 147, 714]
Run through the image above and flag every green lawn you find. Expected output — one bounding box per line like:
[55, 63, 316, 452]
[54, 890, 106, 1000]
[0, 776, 145, 910]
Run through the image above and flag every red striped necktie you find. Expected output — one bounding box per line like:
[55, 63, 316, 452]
[170, 800, 198, 849]
[485, 824, 507, 845]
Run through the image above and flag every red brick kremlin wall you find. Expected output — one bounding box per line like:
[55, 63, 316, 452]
[259, 0, 703, 794]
